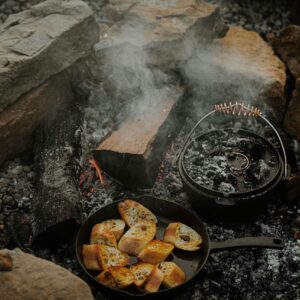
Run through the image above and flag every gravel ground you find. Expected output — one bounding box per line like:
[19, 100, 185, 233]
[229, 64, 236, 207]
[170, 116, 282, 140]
[208, 0, 292, 35]
[0, 0, 299, 299]
[1, 106, 299, 299]
[36, 116, 300, 300]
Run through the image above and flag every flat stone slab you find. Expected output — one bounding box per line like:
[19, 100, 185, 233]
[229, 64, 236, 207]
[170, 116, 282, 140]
[94, 84, 185, 188]
[91, 0, 226, 105]
[95, 0, 227, 70]
[183, 26, 287, 120]
[0, 0, 99, 112]
[0, 248, 94, 300]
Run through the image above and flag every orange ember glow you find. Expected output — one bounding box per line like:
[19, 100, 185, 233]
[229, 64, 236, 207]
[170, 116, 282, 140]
[89, 159, 104, 185]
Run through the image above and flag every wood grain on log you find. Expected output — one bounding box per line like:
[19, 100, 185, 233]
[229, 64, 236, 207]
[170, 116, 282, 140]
[94, 85, 185, 188]
[31, 106, 82, 247]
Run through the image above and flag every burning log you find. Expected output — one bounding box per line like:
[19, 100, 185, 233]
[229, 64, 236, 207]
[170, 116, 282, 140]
[31, 106, 82, 246]
[94, 85, 185, 188]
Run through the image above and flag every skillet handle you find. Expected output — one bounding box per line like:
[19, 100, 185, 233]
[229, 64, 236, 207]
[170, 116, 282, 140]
[210, 237, 284, 252]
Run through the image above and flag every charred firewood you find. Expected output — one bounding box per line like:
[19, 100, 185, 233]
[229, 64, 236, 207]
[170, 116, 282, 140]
[94, 85, 185, 188]
[31, 105, 82, 247]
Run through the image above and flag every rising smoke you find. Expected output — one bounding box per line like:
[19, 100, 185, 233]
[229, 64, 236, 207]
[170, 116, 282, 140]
[182, 37, 279, 120]
[99, 21, 179, 119]
[86, 0, 283, 148]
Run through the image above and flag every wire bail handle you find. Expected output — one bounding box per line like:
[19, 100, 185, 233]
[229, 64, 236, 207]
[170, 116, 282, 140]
[172, 102, 288, 178]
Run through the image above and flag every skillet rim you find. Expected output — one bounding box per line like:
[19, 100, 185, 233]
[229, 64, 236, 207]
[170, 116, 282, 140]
[75, 196, 210, 297]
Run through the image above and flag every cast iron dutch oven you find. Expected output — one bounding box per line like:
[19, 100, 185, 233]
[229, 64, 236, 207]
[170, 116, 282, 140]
[76, 196, 284, 299]
[174, 102, 288, 213]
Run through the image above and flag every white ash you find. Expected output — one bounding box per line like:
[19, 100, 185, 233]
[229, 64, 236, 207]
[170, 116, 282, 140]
[253, 159, 271, 181]
[78, 82, 125, 166]
[0, 1, 298, 300]
[0, 114, 299, 300]
[183, 129, 278, 194]
[218, 182, 236, 194]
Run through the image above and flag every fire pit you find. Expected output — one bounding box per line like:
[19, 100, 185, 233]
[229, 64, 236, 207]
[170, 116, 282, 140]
[175, 102, 287, 211]
[0, 1, 300, 300]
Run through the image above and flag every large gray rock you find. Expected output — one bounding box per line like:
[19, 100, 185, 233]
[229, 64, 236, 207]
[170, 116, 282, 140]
[97, 0, 227, 68]
[0, 248, 94, 300]
[0, 0, 99, 112]
[182, 26, 287, 121]
[91, 0, 227, 102]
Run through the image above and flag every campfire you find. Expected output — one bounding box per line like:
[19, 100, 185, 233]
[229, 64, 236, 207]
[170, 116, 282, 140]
[0, 0, 299, 299]
[80, 159, 105, 197]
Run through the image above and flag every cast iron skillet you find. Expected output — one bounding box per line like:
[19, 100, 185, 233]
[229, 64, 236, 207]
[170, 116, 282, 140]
[76, 195, 284, 298]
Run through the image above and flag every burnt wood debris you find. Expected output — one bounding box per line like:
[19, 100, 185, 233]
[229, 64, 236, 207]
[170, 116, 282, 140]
[32, 106, 82, 246]
[0, 0, 299, 300]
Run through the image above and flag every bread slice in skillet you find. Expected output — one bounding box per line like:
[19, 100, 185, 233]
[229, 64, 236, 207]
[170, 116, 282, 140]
[118, 221, 156, 256]
[97, 266, 134, 289]
[97, 270, 117, 288]
[163, 222, 202, 251]
[130, 262, 154, 287]
[97, 244, 130, 270]
[100, 219, 126, 240]
[117, 199, 157, 227]
[142, 265, 165, 293]
[90, 223, 117, 247]
[137, 240, 174, 264]
[158, 261, 185, 288]
[82, 244, 101, 271]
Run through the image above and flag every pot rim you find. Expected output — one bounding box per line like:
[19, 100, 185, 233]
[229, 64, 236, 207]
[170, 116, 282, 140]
[179, 128, 284, 200]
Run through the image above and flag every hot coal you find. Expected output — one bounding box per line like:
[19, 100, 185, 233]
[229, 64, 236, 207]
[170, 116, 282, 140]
[0, 1, 298, 299]
[0, 114, 299, 300]
[183, 129, 279, 195]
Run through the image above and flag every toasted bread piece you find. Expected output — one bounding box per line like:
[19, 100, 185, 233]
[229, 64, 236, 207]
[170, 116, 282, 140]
[137, 240, 174, 264]
[118, 222, 156, 256]
[130, 262, 154, 287]
[97, 270, 117, 288]
[143, 265, 164, 293]
[163, 222, 202, 251]
[101, 219, 125, 240]
[97, 244, 130, 270]
[90, 224, 117, 247]
[82, 244, 101, 271]
[97, 267, 134, 289]
[109, 266, 134, 288]
[158, 262, 185, 288]
[117, 199, 157, 227]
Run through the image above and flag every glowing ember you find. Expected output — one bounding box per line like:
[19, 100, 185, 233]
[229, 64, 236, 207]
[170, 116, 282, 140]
[89, 159, 104, 185]
[79, 160, 105, 198]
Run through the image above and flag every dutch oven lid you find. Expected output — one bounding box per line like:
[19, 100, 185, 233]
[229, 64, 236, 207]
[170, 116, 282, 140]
[180, 128, 283, 198]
